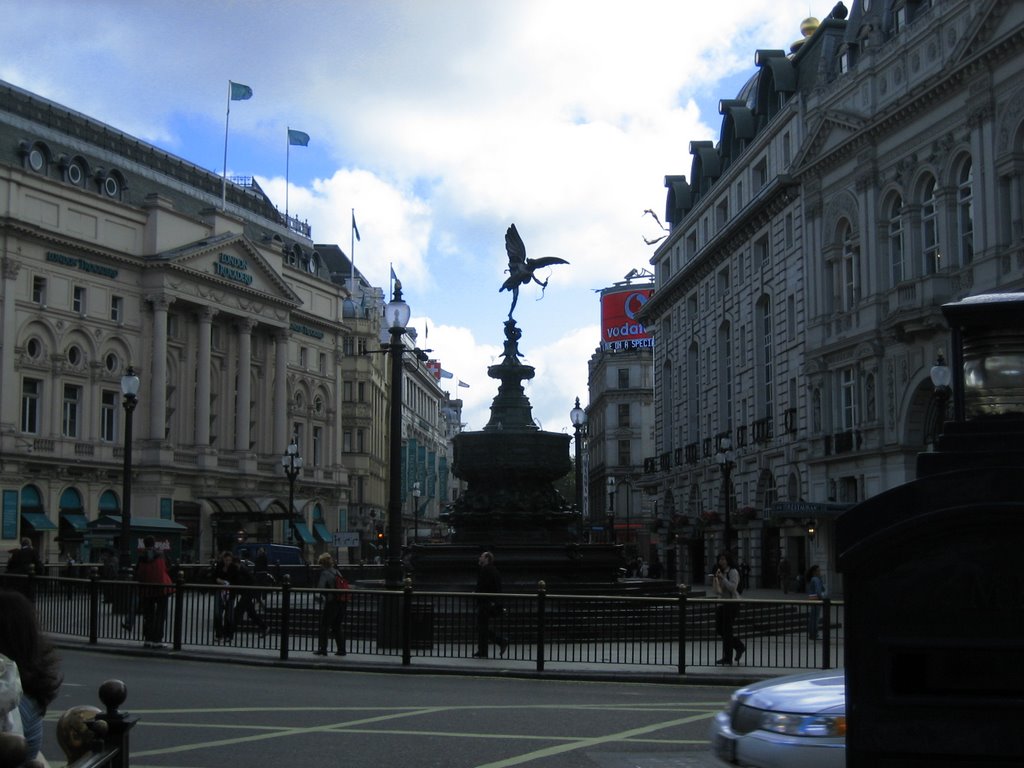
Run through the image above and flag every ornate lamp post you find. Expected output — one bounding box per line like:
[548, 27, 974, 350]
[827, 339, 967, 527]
[384, 281, 411, 588]
[929, 352, 952, 445]
[411, 481, 421, 544]
[715, 436, 736, 555]
[569, 397, 586, 520]
[119, 367, 140, 576]
[281, 437, 303, 546]
[606, 475, 616, 544]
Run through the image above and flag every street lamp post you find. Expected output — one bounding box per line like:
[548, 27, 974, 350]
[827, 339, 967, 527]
[569, 397, 586, 520]
[119, 367, 140, 577]
[281, 438, 303, 546]
[384, 281, 411, 588]
[607, 475, 616, 544]
[715, 436, 736, 556]
[411, 481, 421, 544]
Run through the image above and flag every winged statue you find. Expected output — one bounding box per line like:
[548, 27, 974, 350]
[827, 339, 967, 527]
[500, 224, 569, 320]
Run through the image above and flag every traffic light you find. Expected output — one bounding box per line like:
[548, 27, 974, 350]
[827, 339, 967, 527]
[375, 524, 385, 542]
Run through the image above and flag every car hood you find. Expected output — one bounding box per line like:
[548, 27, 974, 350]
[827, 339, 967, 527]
[738, 670, 846, 715]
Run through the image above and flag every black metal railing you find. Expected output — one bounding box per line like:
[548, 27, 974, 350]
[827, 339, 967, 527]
[6, 571, 843, 675]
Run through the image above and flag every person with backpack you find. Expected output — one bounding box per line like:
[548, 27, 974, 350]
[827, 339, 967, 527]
[712, 551, 746, 665]
[314, 553, 349, 656]
[233, 558, 269, 638]
[134, 535, 174, 649]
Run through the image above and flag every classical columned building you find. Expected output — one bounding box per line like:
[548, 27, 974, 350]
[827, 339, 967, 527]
[0, 79, 366, 564]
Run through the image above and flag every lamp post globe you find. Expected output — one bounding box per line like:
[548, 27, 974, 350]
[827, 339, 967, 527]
[569, 397, 586, 523]
[606, 475, 616, 544]
[281, 438, 303, 546]
[385, 281, 411, 588]
[715, 436, 735, 556]
[119, 366, 140, 577]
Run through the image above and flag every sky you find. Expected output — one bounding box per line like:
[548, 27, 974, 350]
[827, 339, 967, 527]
[0, 0, 822, 435]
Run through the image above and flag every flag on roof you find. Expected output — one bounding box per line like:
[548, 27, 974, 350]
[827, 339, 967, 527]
[352, 211, 361, 242]
[288, 129, 310, 146]
[457, 380, 470, 388]
[230, 81, 253, 101]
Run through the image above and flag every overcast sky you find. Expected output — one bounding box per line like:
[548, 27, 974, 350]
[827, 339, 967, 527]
[1, 0, 824, 435]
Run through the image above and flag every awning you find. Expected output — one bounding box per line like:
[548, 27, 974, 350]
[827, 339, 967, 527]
[21, 512, 57, 531]
[201, 497, 288, 519]
[312, 521, 332, 542]
[292, 520, 315, 545]
[769, 501, 853, 520]
[88, 515, 187, 532]
[60, 513, 89, 532]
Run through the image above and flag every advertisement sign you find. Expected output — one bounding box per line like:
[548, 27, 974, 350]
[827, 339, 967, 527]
[600, 286, 653, 351]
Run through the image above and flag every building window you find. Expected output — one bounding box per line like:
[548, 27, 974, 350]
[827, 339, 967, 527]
[21, 379, 41, 434]
[718, 322, 732, 430]
[753, 157, 768, 192]
[617, 439, 631, 467]
[356, 428, 365, 453]
[343, 336, 354, 356]
[358, 382, 366, 402]
[343, 381, 353, 402]
[62, 384, 82, 438]
[617, 368, 629, 389]
[920, 175, 940, 273]
[110, 295, 123, 323]
[343, 430, 352, 452]
[841, 224, 857, 310]
[73, 286, 86, 314]
[299, 347, 308, 368]
[839, 367, 857, 431]
[319, 352, 327, 373]
[312, 426, 323, 466]
[887, 194, 905, 285]
[754, 234, 770, 269]
[101, 390, 118, 442]
[26, 338, 42, 361]
[617, 403, 630, 428]
[758, 298, 773, 420]
[956, 158, 974, 266]
[32, 276, 46, 305]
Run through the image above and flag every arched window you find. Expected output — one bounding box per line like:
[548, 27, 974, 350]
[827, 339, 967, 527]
[955, 158, 974, 266]
[756, 297, 773, 420]
[920, 175, 940, 273]
[887, 194, 905, 285]
[841, 224, 857, 310]
[686, 343, 699, 443]
[717, 322, 732, 431]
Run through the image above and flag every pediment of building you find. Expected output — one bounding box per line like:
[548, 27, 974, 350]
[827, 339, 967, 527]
[147, 232, 302, 310]
[795, 110, 868, 171]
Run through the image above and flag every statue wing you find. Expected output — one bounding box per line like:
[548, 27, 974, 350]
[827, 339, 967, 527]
[525, 256, 569, 269]
[505, 224, 526, 269]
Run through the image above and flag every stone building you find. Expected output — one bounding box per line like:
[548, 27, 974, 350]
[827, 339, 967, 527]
[0, 79, 457, 567]
[640, 0, 1024, 594]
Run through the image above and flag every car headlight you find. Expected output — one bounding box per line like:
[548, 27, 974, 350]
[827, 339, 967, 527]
[761, 713, 847, 737]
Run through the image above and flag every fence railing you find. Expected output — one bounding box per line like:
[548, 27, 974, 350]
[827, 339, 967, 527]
[3, 571, 843, 674]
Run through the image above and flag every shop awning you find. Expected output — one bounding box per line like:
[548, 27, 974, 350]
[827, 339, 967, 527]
[768, 501, 853, 520]
[88, 515, 187, 532]
[201, 497, 289, 519]
[60, 513, 89, 532]
[21, 512, 57, 531]
[312, 521, 332, 542]
[292, 520, 315, 545]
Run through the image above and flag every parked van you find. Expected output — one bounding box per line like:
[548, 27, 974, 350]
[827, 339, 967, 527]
[233, 543, 312, 586]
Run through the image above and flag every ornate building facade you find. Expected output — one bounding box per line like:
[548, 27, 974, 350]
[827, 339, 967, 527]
[640, 0, 1024, 593]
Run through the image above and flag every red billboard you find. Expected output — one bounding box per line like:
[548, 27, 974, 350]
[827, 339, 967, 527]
[601, 286, 653, 350]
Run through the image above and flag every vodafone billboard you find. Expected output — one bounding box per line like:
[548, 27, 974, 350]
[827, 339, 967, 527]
[601, 285, 654, 351]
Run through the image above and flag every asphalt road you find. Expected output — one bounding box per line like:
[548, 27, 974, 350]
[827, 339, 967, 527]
[43, 648, 733, 768]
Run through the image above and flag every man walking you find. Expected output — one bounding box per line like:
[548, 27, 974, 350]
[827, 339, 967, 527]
[473, 551, 508, 659]
[134, 536, 173, 648]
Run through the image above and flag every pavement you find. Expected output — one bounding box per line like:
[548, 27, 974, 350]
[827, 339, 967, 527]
[52, 587, 836, 688]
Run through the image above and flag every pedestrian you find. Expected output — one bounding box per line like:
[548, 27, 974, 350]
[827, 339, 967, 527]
[648, 555, 663, 579]
[134, 535, 173, 649]
[712, 551, 746, 666]
[234, 558, 269, 638]
[0, 590, 62, 765]
[778, 557, 791, 594]
[4, 539, 44, 601]
[473, 551, 508, 658]
[255, 547, 269, 574]
[212, 551, 240, 644]
[806, 564, 826, 640]
[314, 553, 349, 656]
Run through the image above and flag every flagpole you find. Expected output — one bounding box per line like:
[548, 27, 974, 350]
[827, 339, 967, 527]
[286, 128, 291, 220]
[222, 81, 231, 210]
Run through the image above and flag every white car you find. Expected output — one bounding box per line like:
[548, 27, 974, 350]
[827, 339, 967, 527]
[710, 669, 846, 767]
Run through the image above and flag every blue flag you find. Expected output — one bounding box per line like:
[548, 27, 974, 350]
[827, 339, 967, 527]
[230, 81, 253, 101]
[288, 129, 310, 147]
